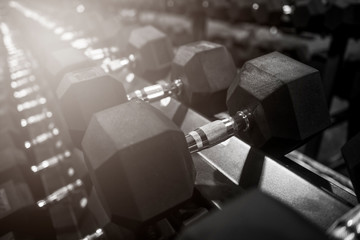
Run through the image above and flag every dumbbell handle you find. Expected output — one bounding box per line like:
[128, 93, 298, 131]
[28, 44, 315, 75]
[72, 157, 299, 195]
[37, 179, 83, 208]
[327, 204, 360, 240]
[186, 110, 251, 153]
[127, 79, 183, 102]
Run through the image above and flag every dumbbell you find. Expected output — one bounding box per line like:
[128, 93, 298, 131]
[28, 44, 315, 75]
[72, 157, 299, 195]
[47, 27, 172, 145]
[127, 41, 237, 114]
[79, 52, 330, 229]
[0, 19, 98, 238]
[0, 90, 68, 199]
[56, 40, 235, 148]
[56, 11, 134, 53]
[82, 19, 136, 54]
[52, 13, 136, 59]
[46, 25, 173, 89]
[0, 148, 99, 240]
[17, 3, 172, 78]
[6, 43, 138, 240]
[8, 80, 65, 158]
[26, 2, 148, 61]
[58, 46, 330, 156]
[54, 40, 231, 230]
[0, 147, 57, 239]
[46, 29, 179, 237]
[37, 147, 138, 239]
[10, 3, 100, 59]
[2, 34, 78, 192]
[0, 105, 53, 197]
[0, 104, 46, 162]
[12, 83, 114, 238]
[11, 93, 66, 163]
[176, 190, 328, 240]
[129, 50, 330, 154]
[1, 108, 103, 239]
[10, 92, 76, 178]
[93, 25, 174, 79]
[106, 25, 173, 76]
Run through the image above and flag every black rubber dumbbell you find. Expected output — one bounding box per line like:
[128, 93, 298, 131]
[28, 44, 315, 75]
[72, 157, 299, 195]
[79, 52, 330, 232]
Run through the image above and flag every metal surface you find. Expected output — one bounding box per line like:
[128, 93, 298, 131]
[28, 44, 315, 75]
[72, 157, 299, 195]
[152, 98, 356, 230]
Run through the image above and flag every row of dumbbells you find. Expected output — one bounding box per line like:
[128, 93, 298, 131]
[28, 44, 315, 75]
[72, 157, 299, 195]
[8, 0, 316, 66]
[0, 21, 114, 240]
[6, 3, 348, 239]
[20, 9, 360, 238]
[12, 2, 331, 154]
[35, 0, 360, 142]
[0, 7, 232, 239]
[5, 2, 360, 240]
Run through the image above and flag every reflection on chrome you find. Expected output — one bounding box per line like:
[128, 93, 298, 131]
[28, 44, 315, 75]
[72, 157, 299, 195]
[24, 125, 59, 149]
[10, 69, 31, 80]
[80, 229, 104, 240]
[100, 55, 133, 72]
[20, 109, 53, 127]
[13, 84, 40, 99]
[11, 75, 36, 89]
[126, 72, 135, 83]
[17, 96, 47, 112]
[31, 150, 71, 173]
[37, 180, 83, 208]
[328, 205, 360, 240]
[282, 5, 293, 15]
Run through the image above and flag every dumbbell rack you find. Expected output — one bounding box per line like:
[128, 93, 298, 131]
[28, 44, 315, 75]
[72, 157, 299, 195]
[0, 1, 358, 239]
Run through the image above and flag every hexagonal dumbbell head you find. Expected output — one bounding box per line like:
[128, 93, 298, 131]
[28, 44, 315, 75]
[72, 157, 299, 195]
[82, 100, 194, 224]
[171, 41, 237, 108]
[46, 47, 94, 88]
[227, 52, 330, 155]
[57, 66, 127, 147]
[93, 23, 136, 54]
[128, 26, 174, 76]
